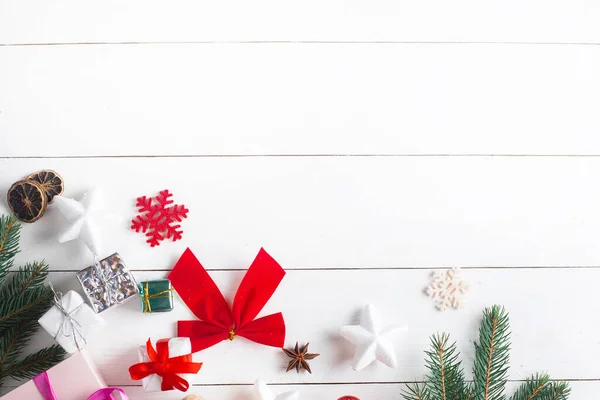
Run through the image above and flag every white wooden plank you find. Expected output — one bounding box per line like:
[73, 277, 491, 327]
[1, 1, 599, 44]
[121, 382, 600, 399]
[10, 268, 599, 388]
[3, 157, 600, 270]
[2, 381, 597, 399]
[2, 44, 600, 157]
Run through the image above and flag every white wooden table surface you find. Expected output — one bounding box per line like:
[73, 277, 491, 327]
[1, 1, 600, 398]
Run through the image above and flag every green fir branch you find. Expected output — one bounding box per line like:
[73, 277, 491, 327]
[509, 375, 571, 400]
[0, 286, 53, 329]
[0, 214, 65, 390]
[2, 261, 50, 297]
[0, 216, 20, 285]
[401, 382, 431, 400]
[424, 333, 469, 400]
[471, 305, 511, 400]
[1, 345, 66, 381]
[0, 320, 40, 375]
[408, 305, 570, 400]
[541, 381, 571, 400]
[509, 374, 550, 400]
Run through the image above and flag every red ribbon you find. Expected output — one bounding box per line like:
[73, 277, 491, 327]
[168, 248, 286, 353]
[128, 339, 203, 392]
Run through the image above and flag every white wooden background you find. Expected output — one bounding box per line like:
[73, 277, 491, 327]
[1, 1, 600, 398]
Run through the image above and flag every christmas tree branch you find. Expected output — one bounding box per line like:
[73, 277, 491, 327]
[401, 383, 430, 400]
[1, 345, 66, 381]
[424, 333, 468, 400]
[0, 320, 39, 375]
[3, 262, 49, 297]
[407, 305, 569, 400]
[0, 216, 20, 285]
[0, 286, 53, 329]
[472, 305, 510, 400]
[508, 375, 571, 400]
[509, 374, 550, 400]
[545, 381, 571, 400]
[0, 215, 65, 390]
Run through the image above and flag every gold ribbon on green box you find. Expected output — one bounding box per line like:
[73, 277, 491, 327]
[139, 279, 174, 313]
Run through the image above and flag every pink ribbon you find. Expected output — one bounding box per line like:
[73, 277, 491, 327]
[33, 371, 128, 400]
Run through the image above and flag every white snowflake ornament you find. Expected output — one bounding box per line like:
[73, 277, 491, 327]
[425, 267, 471, 311]
[53, 187, 104, 255]
[340, 304, 407, 371]
[254, 380, 299, 400]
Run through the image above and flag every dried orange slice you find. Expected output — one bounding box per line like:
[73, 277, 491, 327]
[7, 180, 47, 223]
[27, 169, 64, 203]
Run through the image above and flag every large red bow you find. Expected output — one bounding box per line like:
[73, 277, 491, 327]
[168, 248, 286, 353]
[128, 339, 203, 392]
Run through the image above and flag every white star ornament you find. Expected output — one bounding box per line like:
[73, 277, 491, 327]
[53, 187, 103, 255]
[340, 304, 407, 371]
[254, 379, 299, 400]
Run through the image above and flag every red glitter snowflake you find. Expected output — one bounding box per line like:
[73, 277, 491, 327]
[131, 190, 189, 247]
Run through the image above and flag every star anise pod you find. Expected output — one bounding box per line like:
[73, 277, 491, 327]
[283, 342, 320, 374]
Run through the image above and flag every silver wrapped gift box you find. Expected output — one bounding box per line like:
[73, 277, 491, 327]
[76, 253, 139, 313]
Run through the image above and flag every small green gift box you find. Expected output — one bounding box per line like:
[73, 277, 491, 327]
[139, 279, 174, 313]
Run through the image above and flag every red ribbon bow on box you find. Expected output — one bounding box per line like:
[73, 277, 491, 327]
[168, 248, 286, 353]
[129, 339, 203, 392]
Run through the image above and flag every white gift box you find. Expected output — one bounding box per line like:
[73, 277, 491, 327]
[138, 338, 195, 392]
[38, 290, 105, 353]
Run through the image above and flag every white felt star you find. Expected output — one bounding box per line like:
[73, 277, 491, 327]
[254, 379, 299, 400]
[340, 304, 407, 371]
[53, 187, 103, 255]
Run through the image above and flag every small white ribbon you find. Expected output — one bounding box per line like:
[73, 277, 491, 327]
[49, 283, 87, 351]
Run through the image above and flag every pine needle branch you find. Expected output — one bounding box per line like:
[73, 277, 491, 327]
[472, 305, 511, 400]
[0, 320, 39, 375]
[509, 374, 550, 400]
[1, 345, 66, 381]
[409, 305, 569, 400]
[543, 381, 571, 400]
[424, 333, 469, 400]
[401, 383, 431, 400]
[0, 286, 53, 329]
[0, 216, 20, 285]
[0, 214, 65, 390]
[2, 261, 50, 297]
